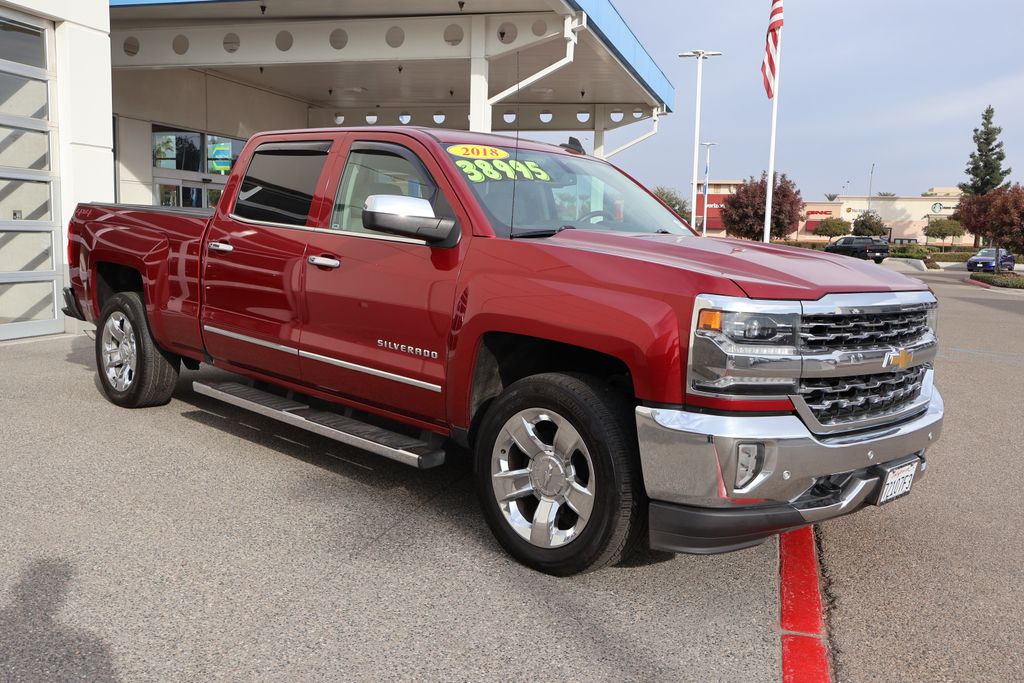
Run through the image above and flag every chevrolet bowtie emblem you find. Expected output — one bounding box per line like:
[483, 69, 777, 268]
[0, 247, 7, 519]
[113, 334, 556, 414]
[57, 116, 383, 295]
[885, 348, 914, 371]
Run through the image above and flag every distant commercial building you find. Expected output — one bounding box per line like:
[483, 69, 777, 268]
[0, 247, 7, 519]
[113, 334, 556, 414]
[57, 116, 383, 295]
[696, 183, 971, 245]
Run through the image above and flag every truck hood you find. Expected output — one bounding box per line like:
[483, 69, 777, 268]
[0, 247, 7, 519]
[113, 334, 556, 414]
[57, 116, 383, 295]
[548, 231, 926, 300]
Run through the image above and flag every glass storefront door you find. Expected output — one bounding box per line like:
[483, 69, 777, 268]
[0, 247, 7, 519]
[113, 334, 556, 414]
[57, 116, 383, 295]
[0, 11, 62, 339]
[154, 177, 222, 209]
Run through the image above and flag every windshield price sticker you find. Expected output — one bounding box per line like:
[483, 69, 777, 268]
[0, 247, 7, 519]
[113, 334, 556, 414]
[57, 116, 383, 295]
[446, 144, 510, 159]
[451, 157, 552, 183]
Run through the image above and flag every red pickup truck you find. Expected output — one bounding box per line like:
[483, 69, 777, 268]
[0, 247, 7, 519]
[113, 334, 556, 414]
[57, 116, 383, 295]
[65, 127, 943, 575]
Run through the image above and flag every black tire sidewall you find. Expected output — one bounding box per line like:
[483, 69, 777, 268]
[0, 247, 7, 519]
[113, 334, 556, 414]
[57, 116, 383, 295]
[94, 292, 159, 407]
[474, 374, 637, 575]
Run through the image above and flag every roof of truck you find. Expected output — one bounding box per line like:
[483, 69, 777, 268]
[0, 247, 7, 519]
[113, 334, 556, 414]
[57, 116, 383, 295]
[254, 126, 589, 157]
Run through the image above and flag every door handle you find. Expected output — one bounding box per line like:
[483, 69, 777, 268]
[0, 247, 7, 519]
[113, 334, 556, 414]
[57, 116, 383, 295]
[208, 241, 234, 253]
[308, 255, 341, 269]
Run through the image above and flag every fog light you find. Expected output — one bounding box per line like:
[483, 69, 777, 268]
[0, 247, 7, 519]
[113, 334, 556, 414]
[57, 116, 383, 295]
[736, 443, 764, 489]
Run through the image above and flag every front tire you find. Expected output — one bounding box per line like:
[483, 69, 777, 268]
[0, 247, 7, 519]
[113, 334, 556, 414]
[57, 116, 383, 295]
[874, 257, 884, 264]
[95, 292, 180, 408]
[474, 373, 645, 575]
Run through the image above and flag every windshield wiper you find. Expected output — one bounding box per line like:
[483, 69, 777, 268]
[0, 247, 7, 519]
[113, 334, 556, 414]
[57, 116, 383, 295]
[510, 226, 576, 239]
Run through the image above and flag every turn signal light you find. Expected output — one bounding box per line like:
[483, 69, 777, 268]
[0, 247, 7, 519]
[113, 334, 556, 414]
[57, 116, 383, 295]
[697, 309, 722, 332]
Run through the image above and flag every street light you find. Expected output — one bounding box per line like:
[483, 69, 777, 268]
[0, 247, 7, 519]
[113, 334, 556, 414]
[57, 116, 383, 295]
[700, 141, 717, 236]
[679, 49, 722, 231]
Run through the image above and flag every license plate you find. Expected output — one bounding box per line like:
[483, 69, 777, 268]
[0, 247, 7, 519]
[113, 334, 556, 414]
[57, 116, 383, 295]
[875, 460, 918, 505]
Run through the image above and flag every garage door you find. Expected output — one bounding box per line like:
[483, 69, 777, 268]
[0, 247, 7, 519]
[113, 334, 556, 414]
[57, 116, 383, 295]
[0, 12, 62, 340]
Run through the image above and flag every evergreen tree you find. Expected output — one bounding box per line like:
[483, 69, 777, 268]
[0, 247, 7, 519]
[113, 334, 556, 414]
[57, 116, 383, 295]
[959, 106, 1011, 196]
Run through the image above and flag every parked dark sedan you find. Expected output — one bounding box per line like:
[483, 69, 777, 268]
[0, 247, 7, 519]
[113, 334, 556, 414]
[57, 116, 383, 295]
[966, 248, 1016, 272]
[824, 236, 890, 263]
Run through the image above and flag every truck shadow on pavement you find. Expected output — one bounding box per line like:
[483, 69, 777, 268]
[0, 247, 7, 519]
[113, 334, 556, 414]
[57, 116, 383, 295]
[171, 368, 675, 570]
[0, 558, 118, 682]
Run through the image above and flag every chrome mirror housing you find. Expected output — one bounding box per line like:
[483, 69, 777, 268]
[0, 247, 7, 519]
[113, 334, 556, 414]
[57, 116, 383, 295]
[362, 194, 455, 243]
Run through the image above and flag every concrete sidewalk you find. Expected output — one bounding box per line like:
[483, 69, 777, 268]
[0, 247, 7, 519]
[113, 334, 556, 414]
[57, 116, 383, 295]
[0, 334, 783, 681]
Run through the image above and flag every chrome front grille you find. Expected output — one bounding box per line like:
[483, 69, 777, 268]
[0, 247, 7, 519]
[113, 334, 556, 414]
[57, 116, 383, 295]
[798, 364, 928, 427]
[800, 309, 929, 351]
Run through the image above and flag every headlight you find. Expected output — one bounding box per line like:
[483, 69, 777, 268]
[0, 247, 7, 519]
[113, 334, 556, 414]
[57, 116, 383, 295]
[689, 301, 800, 396]
[925, 306, 938, 337]
[697, 309, 797, 345]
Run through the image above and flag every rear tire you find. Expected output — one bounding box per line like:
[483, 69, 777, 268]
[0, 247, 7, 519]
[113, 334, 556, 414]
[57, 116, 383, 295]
[474, 373, 645, 576]
[95, 292, 180, 408]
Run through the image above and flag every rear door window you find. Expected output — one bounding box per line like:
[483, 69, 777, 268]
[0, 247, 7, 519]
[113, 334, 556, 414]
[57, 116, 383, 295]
[234, 141, 332, 226]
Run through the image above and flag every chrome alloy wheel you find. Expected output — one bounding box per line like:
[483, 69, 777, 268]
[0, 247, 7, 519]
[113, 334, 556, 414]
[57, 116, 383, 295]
[491, 408, 596, 548]
[101, 311, 137, 391]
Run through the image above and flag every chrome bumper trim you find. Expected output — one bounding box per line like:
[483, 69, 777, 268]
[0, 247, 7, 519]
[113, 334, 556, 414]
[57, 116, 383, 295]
[635, 386, 943, 508]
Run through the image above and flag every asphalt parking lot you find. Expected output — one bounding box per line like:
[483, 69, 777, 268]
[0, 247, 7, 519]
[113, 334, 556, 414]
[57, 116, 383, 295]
[1, 336, 780, 681]
[1, 266, 1021, 681]
[819, 265, 1024, 682]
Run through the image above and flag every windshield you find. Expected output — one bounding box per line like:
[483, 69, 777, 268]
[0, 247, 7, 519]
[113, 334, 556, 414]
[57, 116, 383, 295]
[977, 249, 1002, 257]
[443, 143, 692, 238]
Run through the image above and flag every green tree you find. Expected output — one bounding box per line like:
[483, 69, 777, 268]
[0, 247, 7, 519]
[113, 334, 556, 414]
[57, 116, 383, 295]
[720, 172, 803, 240]
[815, 216, 852, 240]
[960, 106, 1012, 246]
[877, 191, 896, 197]
[955, 185, 1024, 273]
[652, 185, 690, 221]
[922, 218, 965, 248]
[824, 192, 839, 201]
[852, 210, 888, 236]
[960, 106, 1012, 196]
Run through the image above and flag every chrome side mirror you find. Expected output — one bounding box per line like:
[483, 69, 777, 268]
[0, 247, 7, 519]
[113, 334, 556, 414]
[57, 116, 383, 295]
[362, 194, 455, 243]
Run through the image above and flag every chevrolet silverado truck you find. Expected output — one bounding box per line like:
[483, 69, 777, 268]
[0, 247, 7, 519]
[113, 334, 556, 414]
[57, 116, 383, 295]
[65, 127, 943, 575]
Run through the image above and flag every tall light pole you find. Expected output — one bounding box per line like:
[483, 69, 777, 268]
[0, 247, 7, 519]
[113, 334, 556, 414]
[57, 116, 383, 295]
[679, 49, 722, 230]
[867, 162, 875, 213]
[700, 141, 717, 236]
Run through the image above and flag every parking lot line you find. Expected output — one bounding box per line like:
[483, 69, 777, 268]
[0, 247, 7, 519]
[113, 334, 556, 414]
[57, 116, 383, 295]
[779, 526, 831, 682]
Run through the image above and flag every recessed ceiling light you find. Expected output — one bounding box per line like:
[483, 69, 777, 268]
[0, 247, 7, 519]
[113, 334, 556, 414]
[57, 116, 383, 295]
[531, 87, 554, 95]
[343, 86, 367, 94]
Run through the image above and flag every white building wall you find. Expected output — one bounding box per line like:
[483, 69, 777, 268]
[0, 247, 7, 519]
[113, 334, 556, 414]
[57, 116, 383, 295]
[112, 69, 311, 202]
[0, 0, 113, 336]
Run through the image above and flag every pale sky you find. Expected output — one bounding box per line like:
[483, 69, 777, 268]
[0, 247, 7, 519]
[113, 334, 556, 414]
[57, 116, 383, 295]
[573, 0, 1022, 202]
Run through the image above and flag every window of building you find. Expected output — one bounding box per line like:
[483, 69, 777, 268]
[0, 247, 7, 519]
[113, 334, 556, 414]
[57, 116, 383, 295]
[234, 141, 331, 226]
[0, 19, 45, 69]
[152, 126, 202, 172]
[206, 136, 246, 176]
[332, 143, 452, 233]
[151, 126, 245, 175]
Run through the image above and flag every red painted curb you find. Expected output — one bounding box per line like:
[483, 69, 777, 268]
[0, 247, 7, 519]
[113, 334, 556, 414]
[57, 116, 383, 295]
[779, 526, 831, 682]
[780, 527, 824, 634]
[782, 635, 831, 683]
[963, 277, 991, 289]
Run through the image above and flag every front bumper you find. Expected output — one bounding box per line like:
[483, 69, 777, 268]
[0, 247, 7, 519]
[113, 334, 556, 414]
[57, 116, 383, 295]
[636, 386, 943, 553]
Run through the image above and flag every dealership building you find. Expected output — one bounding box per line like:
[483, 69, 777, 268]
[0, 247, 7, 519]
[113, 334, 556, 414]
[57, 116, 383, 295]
[0, 0, 673, 340]
[696, 182, 971, 245]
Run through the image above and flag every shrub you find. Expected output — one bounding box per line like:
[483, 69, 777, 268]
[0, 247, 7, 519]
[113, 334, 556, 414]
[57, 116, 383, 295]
[771, 240, 826, 250]
[890, 246, 930, 259]
[970, 272, 1024, 288]
[931, 252, 979, 262]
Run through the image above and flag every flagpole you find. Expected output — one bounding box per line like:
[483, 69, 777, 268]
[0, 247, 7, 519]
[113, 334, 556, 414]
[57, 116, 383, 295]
[762, 27, 782, 243]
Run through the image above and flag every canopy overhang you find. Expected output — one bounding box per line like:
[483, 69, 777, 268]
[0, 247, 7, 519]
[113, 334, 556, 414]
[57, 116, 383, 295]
[108, 0, 674, 155]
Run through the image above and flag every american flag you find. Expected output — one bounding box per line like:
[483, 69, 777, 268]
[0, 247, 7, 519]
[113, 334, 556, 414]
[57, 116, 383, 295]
[761, 0, 784, 99]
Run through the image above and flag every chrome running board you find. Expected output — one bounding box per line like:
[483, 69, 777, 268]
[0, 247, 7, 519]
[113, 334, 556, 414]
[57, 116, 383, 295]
[192, 381, 444, 469]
